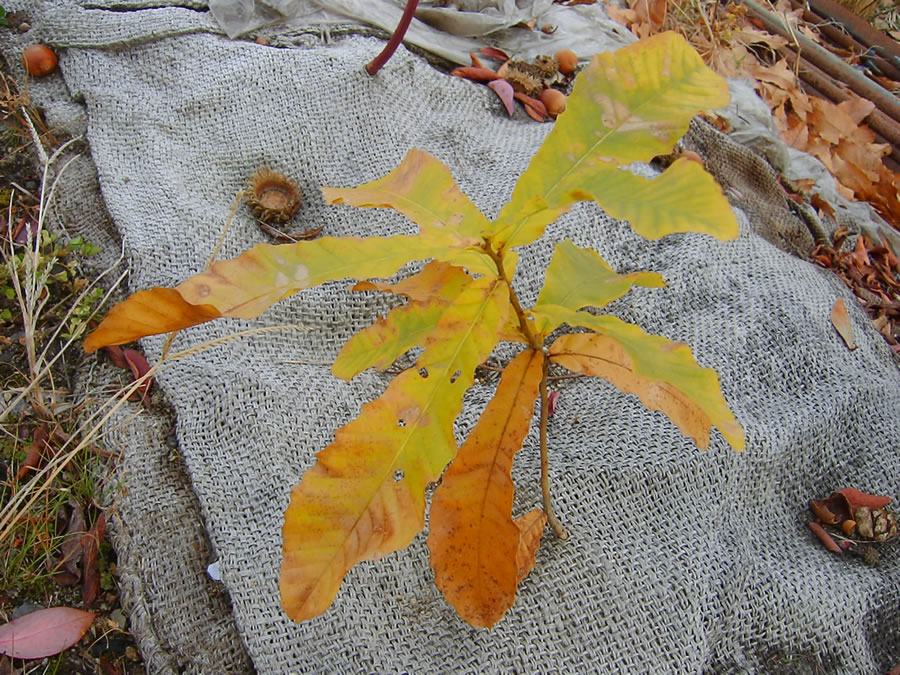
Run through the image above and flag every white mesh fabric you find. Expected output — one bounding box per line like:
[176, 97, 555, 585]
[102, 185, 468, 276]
[2, 5, 898, 672]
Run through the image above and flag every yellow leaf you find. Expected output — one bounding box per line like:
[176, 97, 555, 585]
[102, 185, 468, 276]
[572, 158, 739, 241]
[514, 509, 546, 584]
[491, 32, 730, 249]
[333, 262, 474, 380]
[281, 278, 510, 622]
[427, 349, 544, 628]
[532, 239, 664, 335]
[323, 149, 495, 275]
[351, 260, 472, 302]
[548, 310, 744, 451]
[83, 288, 220, 352]
[86, 234, 459, 350]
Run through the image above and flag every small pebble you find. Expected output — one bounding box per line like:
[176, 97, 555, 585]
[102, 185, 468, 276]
[17, 22, 31, 33]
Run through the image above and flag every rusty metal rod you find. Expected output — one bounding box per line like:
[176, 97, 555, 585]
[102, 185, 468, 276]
[806, 0, 899, 60]
[788, 0, 900, 82]
[777, 44, 900, 166]
[736, 0, 900, 126]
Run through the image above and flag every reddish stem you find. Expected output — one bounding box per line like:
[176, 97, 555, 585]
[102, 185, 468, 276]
[365, 0, 420, 76]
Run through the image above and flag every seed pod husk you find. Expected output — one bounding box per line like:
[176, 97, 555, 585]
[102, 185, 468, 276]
[247, 168, 301, 224]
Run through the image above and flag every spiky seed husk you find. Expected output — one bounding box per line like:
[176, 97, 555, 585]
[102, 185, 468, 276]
[247, 168, 302, 224]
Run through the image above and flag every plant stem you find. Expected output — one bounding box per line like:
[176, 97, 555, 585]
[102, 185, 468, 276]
[485, 241, 568, 539]
[365, 0, 420, 76]
[539, 356, 569, 539]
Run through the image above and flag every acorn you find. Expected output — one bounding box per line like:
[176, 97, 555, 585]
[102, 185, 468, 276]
[556, 49, 578, 75]
[539, 88, 567, 117]
[246, 168, 301, 224]
[22, 44, 57, 77]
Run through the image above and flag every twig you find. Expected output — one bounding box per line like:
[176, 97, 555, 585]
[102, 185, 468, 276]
[205, 189, 245, 271]
[539, 353, 569, 540]
[365, 0, 420, 75]
[485, 241, 568, 538]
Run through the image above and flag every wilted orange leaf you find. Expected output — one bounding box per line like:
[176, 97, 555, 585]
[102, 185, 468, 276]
[514, 509, 547, 584]
[83, 288, 220, 352]
[830, 297, 857, 350]
[428, 349, 543, 628]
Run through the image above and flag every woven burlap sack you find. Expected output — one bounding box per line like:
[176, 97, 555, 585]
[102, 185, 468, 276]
[3, 4, 899, 672]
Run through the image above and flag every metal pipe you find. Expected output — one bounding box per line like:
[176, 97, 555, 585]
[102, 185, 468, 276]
[736, 0, 900, 126]
[806, 0, 899, 60]
[788, 0, 900, 81]
[777, 44, 900, 167]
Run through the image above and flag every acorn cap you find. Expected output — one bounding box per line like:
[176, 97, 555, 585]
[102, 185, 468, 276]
[246, 168, 301, 224]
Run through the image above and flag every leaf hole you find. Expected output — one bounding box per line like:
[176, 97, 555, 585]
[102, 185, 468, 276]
[449, 370, 461, 384]
[418, 367, 428, 379]
[397, 419, 406, 427]
[393, 469, 404, 482]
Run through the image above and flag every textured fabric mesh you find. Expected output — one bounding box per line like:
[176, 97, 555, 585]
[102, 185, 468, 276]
[2, 4, 899, 672]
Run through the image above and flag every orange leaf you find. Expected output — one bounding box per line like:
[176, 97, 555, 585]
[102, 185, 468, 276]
[83, 288, 221, 352]
[281, 278, 510, 622]
[428, 349, 544, 628]
[830, 297, 856, 351]
[514, 509, 547, 584]
[836, 487, 892, 510]
[810, 193, 835, 220]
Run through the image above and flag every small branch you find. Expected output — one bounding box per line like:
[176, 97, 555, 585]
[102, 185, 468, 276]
[484, 240, 568, 538]
[539, 354, 569, 540]
[365, 0, 420, 76]
[484, 242, 542, 351]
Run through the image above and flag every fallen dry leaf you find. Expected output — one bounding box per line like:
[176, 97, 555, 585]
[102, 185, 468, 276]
[0, 607, 94, 659]
[57, 500, 86, 578]
[450, 66, 502, 81]
[81, 513, 106, 606]
[15, 425, 50, 480]
[488, 79, 516, 117]
[122, 348, 152, 403]
[808, 521, 843, 553]
[830, 297, 857, 350]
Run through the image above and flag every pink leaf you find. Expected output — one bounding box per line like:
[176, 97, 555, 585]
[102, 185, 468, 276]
[0, 607, 94, 659]
[488, 79, 515, 117]
[547, 390, 560, 417]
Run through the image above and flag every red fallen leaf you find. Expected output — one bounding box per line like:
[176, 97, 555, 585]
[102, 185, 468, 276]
[808, 521, 842, 553]
[837, 487, 892, 510]
[513, 92, 549, 122]
[100, 344, 129, 369]
[81, 513, 106, 606]
[0, 607, 94, 659]
[15, 425, 50, 481]
[469, 52, 484, 68]
[487, 79, 516, 116]
[122, 348, 152, 403]
[449, 66, 502, 81]
[52, 571, 80, 587]
[479, 46, 510, 62]
[830, 297, 857, 351]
